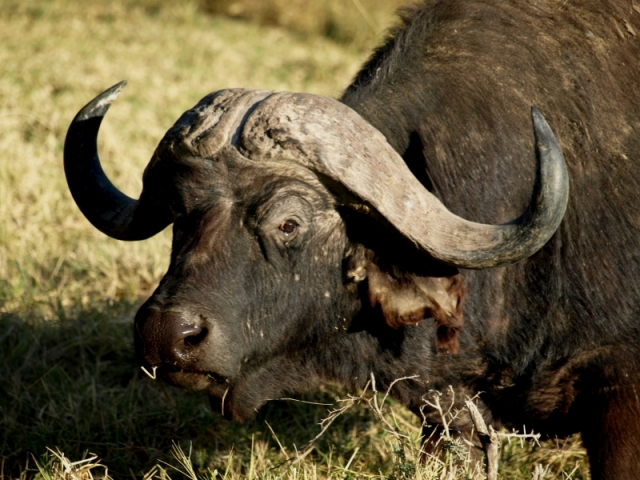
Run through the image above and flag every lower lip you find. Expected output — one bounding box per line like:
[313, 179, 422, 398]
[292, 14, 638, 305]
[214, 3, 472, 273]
[160, 369, 224, 391]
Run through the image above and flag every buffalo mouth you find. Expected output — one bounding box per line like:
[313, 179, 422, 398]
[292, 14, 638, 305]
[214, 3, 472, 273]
[149, 366, 236, 418]
[146, 365, 248, 420]
[151, 364, 231, 394]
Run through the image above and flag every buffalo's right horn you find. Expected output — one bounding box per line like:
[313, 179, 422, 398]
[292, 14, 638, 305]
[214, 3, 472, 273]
[64, 82, 172, 240]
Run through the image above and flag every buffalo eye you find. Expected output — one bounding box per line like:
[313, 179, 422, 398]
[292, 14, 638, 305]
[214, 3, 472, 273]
[279, 219, 299, 237]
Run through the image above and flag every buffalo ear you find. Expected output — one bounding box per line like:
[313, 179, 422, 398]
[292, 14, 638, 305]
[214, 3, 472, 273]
[366, 263, 466, 353]
[344, 244, 372, 284]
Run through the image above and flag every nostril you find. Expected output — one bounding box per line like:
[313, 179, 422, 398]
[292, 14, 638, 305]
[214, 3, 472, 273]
[136, 309, 209, 364]
[174, 319, 208, 347]
[177, 323, 203, 338]
[183, 327, 208, 347]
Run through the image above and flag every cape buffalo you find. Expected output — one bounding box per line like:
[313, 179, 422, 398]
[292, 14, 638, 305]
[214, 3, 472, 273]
[64, 0, 640, 478]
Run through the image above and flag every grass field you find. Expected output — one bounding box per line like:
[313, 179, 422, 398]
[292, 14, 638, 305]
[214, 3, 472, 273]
[0, 1, 590, 478]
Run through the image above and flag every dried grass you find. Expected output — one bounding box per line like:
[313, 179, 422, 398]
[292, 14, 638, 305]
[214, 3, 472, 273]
[0, 0, 366, 319]
[200, 0, 409, 49]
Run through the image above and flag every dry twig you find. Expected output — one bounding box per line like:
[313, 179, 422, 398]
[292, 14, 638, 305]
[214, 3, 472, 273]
[465, 400, 499, 480]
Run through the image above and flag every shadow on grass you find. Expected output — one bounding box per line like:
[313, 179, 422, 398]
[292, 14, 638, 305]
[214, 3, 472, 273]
[0, 301, 380, 478]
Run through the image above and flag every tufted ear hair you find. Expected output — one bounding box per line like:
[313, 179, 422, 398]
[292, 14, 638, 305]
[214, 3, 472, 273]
[367, 263, 465, 352]
[345, 244, 465, 352]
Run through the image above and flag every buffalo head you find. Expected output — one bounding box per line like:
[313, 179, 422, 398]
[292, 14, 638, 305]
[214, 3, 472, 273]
[64, 82, 568, 419]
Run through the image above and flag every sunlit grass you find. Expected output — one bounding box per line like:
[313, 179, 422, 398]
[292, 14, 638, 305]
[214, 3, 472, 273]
[200, 0, 409, 49]
[0, 0, 589, 478]
[0, 0, 366, 318]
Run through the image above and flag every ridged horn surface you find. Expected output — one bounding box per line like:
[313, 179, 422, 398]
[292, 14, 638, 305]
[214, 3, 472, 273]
[238, 93, 569, 269]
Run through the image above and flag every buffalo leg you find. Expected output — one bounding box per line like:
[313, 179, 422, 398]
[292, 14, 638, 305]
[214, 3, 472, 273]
[581, 388, 640, 479]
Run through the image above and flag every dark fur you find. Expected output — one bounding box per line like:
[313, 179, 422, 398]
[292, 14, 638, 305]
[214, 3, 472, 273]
[340, 0, 640, 477]
[135, 1, 640, 478]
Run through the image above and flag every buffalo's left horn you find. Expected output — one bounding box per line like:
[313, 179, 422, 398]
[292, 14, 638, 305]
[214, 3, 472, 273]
[240, 93, 569, 269]
[64, 82, 172, 240]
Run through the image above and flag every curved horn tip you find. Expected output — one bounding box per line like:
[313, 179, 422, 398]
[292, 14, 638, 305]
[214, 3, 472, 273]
[530, 106, 557, 146]
[75, 80, 128, 122]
